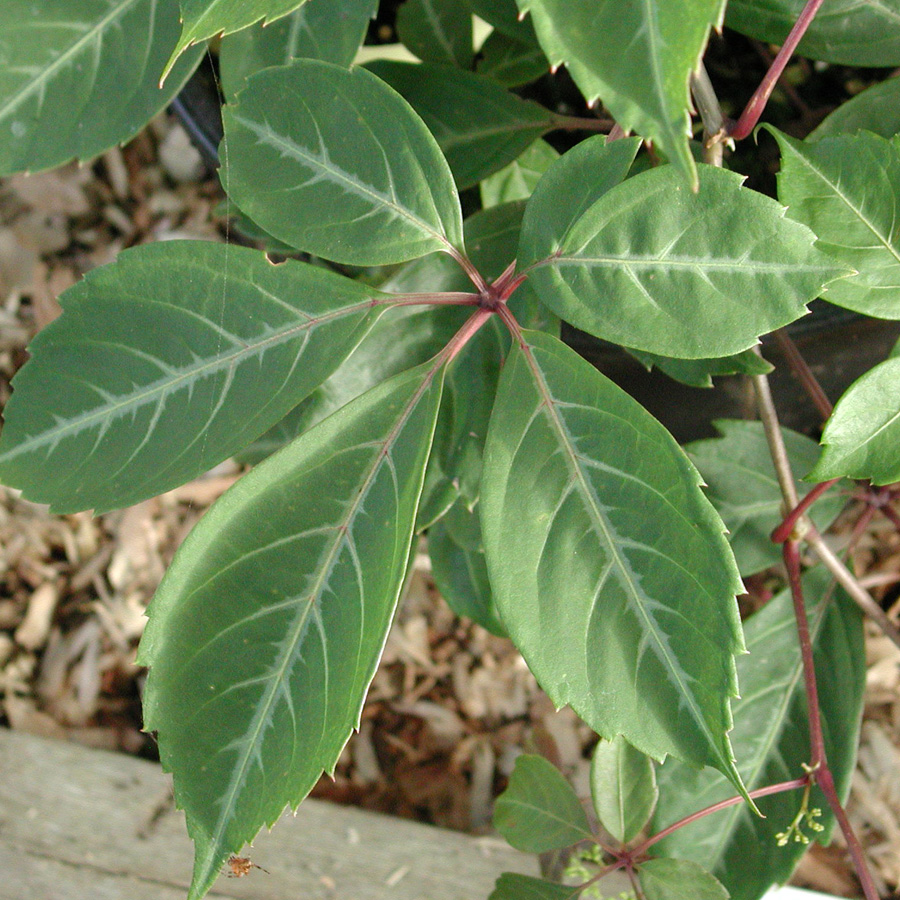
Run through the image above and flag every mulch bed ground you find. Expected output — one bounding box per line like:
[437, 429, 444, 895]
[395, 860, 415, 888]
[1, 109, 899, 898]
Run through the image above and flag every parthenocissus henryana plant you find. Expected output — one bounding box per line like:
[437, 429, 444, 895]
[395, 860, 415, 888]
[2, 1, 900, 898]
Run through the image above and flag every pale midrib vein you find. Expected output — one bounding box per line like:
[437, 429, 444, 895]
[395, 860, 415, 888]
[2, 300, 371, 461]
[522, 344, 724, 761]
[795, 151, 900, 268]
[233, 113, 449, 249]
[437, 117, 550, 152]
[505, 797, 591, 838]
[200, 368, 436, 876]
[0, 0, 140, 122]
[550, 253, 823, 274]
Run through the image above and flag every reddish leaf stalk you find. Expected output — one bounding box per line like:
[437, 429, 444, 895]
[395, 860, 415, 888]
[438, 306, 494, 366]
[448, 247, 488, 293]
[632, 777, 808, 857]
[381, 291, 481, 308]
[771, 478, 841, 544]
[880, 500, 900, 535]
[729, 0, 826, 140]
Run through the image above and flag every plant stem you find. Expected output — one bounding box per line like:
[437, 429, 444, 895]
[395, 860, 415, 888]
[880, 501, 900, 535]
[447, 247, 488, 292]
[691, 62, 728, 167]
[771, 478, 841, 544]
[729, 0, 826, 140]
[552, 113, 615, 133]
[752, 373, 800, 509]
[437, 306, 493, 366]
[772, 329, 833, 421]
[783, 540, 825, 769]
[635, 778, 808, 856]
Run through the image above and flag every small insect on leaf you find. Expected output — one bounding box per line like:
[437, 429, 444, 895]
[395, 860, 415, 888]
[225, 855, 269, 878]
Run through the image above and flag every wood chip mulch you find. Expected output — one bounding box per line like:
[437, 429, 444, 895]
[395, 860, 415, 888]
[1, 113, 899, 899]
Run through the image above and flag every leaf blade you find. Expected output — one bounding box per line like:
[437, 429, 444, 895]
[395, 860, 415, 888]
[590, 735, 658, 844]
[0, 242, 381, 513]
[480, 330, 748, 790]
[222, 59, 464, 265]
[520, 165, 847, 358]
[139, 360, 445, 900]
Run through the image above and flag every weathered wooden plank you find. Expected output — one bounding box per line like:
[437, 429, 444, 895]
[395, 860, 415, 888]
[0, 728, 537, 900]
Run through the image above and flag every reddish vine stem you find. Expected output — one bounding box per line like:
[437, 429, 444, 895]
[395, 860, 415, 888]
[772, 328, 833, 421]
[880, 500, 900, 535]
[729, 0, 826, 140]
[782, 540, 825, 769]
[771, 478, 841, 544]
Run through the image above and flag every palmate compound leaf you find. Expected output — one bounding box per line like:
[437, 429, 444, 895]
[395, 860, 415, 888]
[515, 0, 725, 186]
[638, 858, 728, 900]
[222, 59, 464, 266]
[771, 129, 900, 320]
[808, 357, 900, 485]
[489, 873, 578, 900]
[0, 242, 384, 514]
[493, 753, 593, 853]
[651, 569, 865, 900]
[164, 0, 311, 81]
[0, 0, 203, 176]
[518, 163, 850, 359]
[480, 329, 749, 793]
[139, 360, 445, 900]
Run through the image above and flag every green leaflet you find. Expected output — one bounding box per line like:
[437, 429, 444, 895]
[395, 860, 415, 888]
[652, 569, 866, 900]
[429, 503, 506, 636]
[638, 859, 728, 900]
[515, 0, 725, 186]
[481, 140, 559, 207]
[480, 329, 748, 792]
[0, 0, 203, 176]
[811, 75, 900, 141]
[467, 0, 538, 44]
[222, 59, 464, 265]
[519, 164, 847, 358]
[0, 242, 383, 514]
[726, 0, 900, 67]
[772, 129, 900, 320]
[687, 421, 846, 577]
[809, 357, 900, 485]
[590, 735, 658, 844]
[218, 0, 377, 99]
[489, 873, 578, 900]
[139, 360, 445, 900]
[493, 754, 593, 853]
[626, 348, 773, 389]
[476, 30, 549, 88]
[397, 0, 474, 68]
[366, 60, 557, 189]
[166, 0, 310, 79]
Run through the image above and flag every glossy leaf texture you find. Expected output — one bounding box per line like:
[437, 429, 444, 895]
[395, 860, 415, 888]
[397, 0, 473, 67]
[519, 164, 847, 358]
[480, 329, 748, 790]
[772, 129, 900, 320]
[638, 858, 728, 900]
[166, 0, 309, 79]
[481, 140, 559, 207]
[726, 0, 900, 66]
[515, 0, 724, 186]
[590, 735, 658, 844]
[139, 360, 445, 900]
[811, 75, 900, 141]
[0, 0, 203, 176]
[0, 242, 382, 514]
[366, 60, 557, 189]
[466, 0, 539, 44]
[493, 754, 593, 853]
[222, 59, 464, 265]
[429, 503, 506, 635]
[687, 421, 846, 577]
[476, 29, 549, 88]
[627, 348, 773, 389]
[652, 569, 865, 900]
[218, 0, 377, 99]
[489, 873, 577, 900]
[808, 357, 900, 485]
